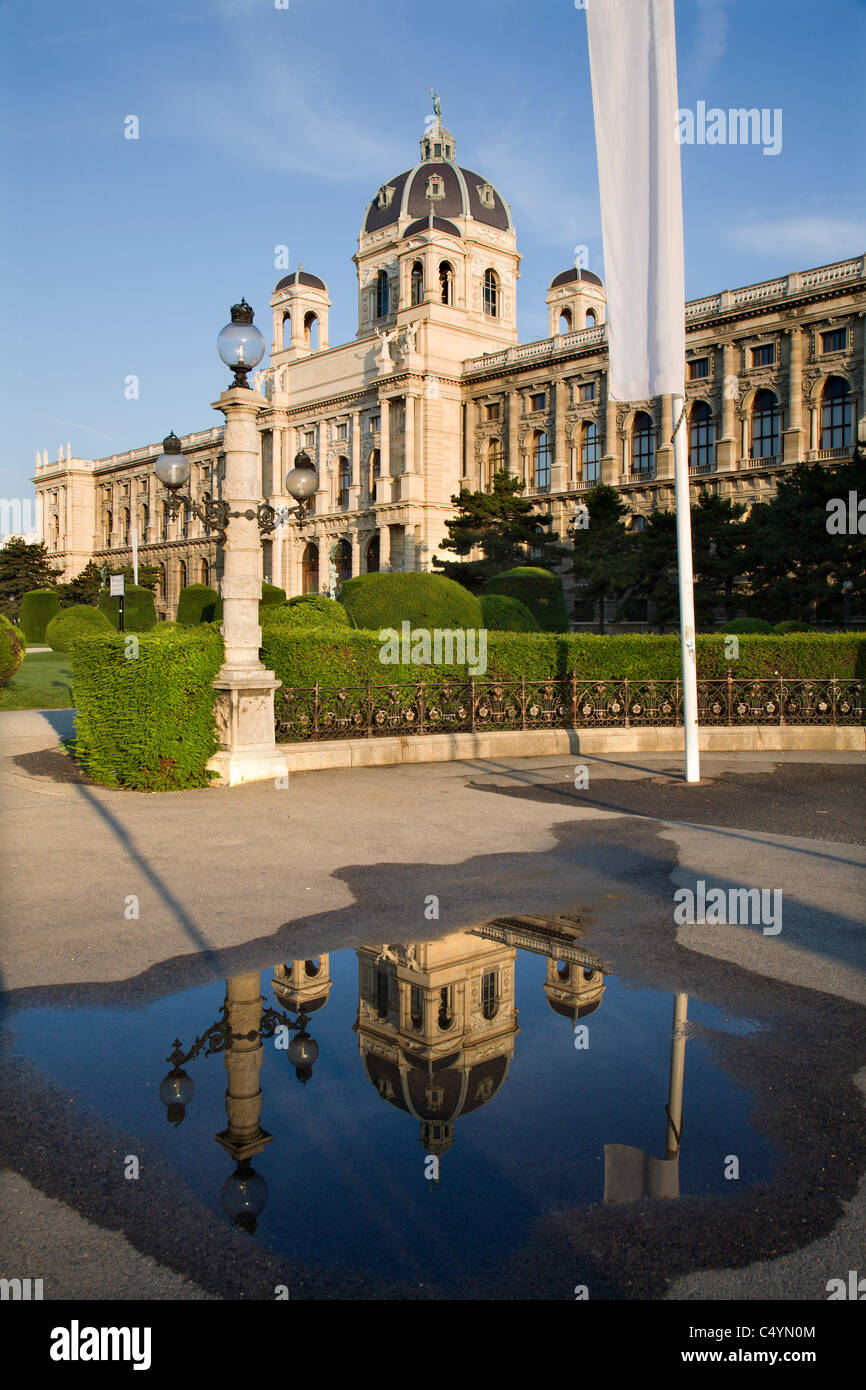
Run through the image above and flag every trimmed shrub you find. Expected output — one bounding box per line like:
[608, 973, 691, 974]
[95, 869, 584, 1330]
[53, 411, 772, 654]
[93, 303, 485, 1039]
[19, 588, 61, 644]
[774, 620, 813, 634]
[340, 572, 483, 631]
[725, 618, 774, 634]
[176, 584, 222, 626]
[0, 614, 25, 685]
[486, 567, 569, 632]
[261, 582, 286, 606]
[262, 596, 352, 630]
[45, 605, 113, 652]
[481, 593, 540, 632]
[98, 583, 157, 633]
[71, 627, 224, 790]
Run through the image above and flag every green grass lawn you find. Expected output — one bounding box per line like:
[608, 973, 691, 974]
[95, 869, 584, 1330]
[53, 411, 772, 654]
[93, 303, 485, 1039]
[0, 650, 73, 709]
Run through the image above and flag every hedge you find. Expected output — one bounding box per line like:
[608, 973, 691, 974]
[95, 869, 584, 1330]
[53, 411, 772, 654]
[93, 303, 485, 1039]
[725, 617, 774, 634]
[340, 572, 483, 631]
[71, 627, 224, 790]
[262, 628, 866, 693]
[98, 583, 157, 633]
[261, 582, 286, 606]
[262, 596, 352, 630]
[481, 593, 540, 632]
[19, 589, 61, 644]
[46, 605, 113, 652]
[0, 614, 25, 685]
[177, 584, 221, 626]
[486, 567, 569, 632]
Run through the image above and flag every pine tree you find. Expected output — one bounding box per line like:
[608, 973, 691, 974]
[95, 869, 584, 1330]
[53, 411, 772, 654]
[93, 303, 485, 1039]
[432, 468, 560, 591]
[0, 538, 61, 618]
[570, 485, 637, 633]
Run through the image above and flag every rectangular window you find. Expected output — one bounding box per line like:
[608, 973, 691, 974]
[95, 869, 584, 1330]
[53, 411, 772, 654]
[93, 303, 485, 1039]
[303, 431, 315, 449]
[821, 328, 847, 354]
[688, 357, 709, 380]
[370, 414, 381, 433]
[530, 392, 546, 412]
[578, 382, 596, 402]
[751, 344, 775, 366]
[337, 423, 348, 440]
[485, 401, 501, 421]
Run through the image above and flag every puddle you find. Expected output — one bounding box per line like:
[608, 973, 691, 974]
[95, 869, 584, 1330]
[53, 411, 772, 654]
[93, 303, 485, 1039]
[5, 916, 776, 1287]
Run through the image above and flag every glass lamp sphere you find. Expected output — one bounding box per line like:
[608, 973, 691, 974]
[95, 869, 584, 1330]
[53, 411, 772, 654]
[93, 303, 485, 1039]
[217, 319, 265, 372]
[221, 1162, 268, 1230]
[285, 450, 318, 502]
[154, 432, 190, 491]
[287, 1033, 319, 1069]
[159, 1068, 195, 1126]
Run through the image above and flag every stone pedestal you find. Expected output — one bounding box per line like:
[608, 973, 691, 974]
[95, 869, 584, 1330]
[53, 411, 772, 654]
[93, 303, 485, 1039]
[207, 386, 289, 787]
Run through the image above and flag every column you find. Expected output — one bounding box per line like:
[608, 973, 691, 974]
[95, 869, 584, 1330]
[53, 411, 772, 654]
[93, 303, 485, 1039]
[602, 380, 618, 484]
[379, 398, 391, 477]
[508, 387, 520, 476]
[350, 531, 362, 579]
[861, 314, 866, 442]
[716, 341, 737, 472]
[657, 394, 674, 479]
[404, 392, 415, 473]
[214, 972, 273, 1167]
[379, 522, 391, 572]
[782, 326, 805, 463]
[552, 379, 568, 491]
[810, 406, 819, 452]
[208, 387, 288, 788]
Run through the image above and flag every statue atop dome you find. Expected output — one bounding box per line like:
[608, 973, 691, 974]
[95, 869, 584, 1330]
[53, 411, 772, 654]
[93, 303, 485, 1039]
[430, 88, 442, 120]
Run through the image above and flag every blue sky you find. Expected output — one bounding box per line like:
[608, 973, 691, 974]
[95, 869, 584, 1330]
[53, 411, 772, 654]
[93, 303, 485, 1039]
[1, 0, 864, 497]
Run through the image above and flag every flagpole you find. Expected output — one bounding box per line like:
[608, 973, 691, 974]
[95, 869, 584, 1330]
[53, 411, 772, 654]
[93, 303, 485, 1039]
[672, 394, 700, 781]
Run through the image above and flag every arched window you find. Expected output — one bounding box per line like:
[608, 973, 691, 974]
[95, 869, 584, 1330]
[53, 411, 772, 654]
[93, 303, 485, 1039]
[368, 447, 381, 498]
[180, 504, 190, 538]
[366, 535, 380, 573]
[410, 260, 423, 306]
[581, 420, 600, 481]
[629, 514, 647, 533]
[585, 308, 597, 327]
[558, 308, 573, 334]
[532, 430, 550, 489]
[375, 970, 390, 1018]
[481, 971, 499, 1020]
[157, 563, 166, 601]
[122, 508, 130, 544]
[104, 510, 112, 547]
[304, 311, 318, 349]
[177, 559, 187, 593]
[140, 504, 149, 540]
[483, 268, 498, 317]
[51, 514, 59, 548]
[334, 538, 351, 584]
[282, 311, 291, 348]
[161, 503, 170, 541]
[301, 542, 319, 595]
[557, 961, 571, 982]
[304, 959, 320, 977]
[437, 985, 454, 1031]
[487, 437, 504, 490]
[439, 260, 454, 305]
[632, 412, 655, 474]
[689, 400, 715, 470]
[375, 269, 389, 319]
[200, 559, 209, 585]
[337, 456, 350, 505]
[410, 984, 423, 1031]
[751, 389, 780, 459]
[821, 376, 853, 450]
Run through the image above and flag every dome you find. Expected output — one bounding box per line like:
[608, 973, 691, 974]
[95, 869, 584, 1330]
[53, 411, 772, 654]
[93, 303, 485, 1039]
[403, 216, 461, 239]
[549, 267, 603, 289]
[274, 269, 327, 293]
[362, 108, 511, 237]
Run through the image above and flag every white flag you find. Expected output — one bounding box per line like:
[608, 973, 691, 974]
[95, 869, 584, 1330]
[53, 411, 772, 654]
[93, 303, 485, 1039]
[586, 0, 685, 402]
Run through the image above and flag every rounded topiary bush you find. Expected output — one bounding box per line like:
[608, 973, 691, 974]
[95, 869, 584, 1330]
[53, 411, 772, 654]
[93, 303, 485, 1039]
[176, 584, 221, 626]
[262, 595, 353, 630]
[261, 582, 286, 606]
[98, 583, 157, 633]
[774, 620, 813, 633]
[725, 617, 774, 634]
[485, 567, 569, 632]
[19, 588, 61, 644]
[480, 593, 541, 632]
[45, 605, 113, 651]
[340, 572, 484, 631]
[0, 613, 25, 684]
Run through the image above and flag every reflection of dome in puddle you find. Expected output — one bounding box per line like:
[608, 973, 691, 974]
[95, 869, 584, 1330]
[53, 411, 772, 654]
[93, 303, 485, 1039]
[272, 957, 333, 1015]
[543, 959, 606, 1024]
[355, 934, 518, 1157]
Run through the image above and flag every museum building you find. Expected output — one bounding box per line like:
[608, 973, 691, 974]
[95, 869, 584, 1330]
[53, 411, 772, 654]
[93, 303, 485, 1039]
[32, 109, 866, 619]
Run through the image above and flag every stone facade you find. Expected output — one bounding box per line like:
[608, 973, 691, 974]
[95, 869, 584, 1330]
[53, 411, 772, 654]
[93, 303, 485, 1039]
[32, 112, 866, 619]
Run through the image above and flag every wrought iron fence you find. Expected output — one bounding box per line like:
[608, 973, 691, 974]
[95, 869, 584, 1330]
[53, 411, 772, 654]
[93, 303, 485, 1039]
[274, 672, 864, 743]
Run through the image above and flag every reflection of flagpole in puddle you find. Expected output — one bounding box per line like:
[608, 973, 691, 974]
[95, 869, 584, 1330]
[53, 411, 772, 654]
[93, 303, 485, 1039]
[603, 993, 688, 1202]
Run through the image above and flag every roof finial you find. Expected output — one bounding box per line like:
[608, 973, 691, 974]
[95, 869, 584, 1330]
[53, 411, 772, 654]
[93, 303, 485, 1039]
[430, 87, 442, 121]
[298, 258, 303, 272]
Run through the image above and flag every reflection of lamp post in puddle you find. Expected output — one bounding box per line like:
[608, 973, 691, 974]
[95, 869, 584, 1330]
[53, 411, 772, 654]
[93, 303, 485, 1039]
[603, 993, 688, 1202]
[159, 971, 312, 1231]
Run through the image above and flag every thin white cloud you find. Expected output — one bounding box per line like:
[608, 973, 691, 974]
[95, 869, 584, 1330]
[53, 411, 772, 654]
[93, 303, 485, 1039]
[688, 0, 734, 84]
[729, 217, 866, 260]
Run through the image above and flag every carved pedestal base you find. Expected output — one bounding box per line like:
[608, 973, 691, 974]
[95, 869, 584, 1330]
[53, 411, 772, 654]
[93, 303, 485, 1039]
[207, 669, 289, 787]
